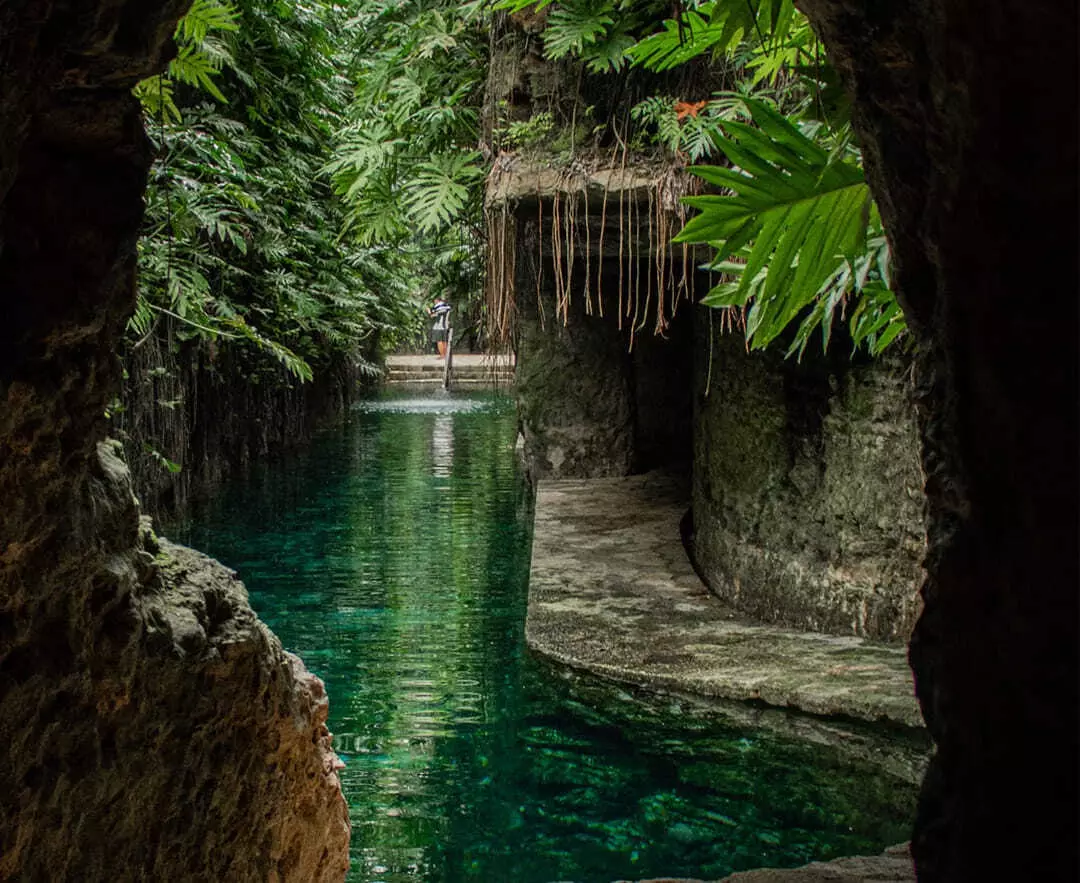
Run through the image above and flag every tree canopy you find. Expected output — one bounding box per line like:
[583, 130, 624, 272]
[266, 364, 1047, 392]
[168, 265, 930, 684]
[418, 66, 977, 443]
[133, 0, 906, 379]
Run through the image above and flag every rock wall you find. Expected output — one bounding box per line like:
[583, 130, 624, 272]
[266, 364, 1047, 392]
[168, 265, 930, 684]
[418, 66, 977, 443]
[0, 1, 350, 878]
[691, 320, 925, 641]
[120, 325, 364, 518]
[513, 231, 694, 480]
[515, 254, 635, 479]
[797, 0, 1078, 878]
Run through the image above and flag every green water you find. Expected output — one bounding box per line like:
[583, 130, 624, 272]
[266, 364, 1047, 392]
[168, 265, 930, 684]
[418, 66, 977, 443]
[174, 390, 920, 883]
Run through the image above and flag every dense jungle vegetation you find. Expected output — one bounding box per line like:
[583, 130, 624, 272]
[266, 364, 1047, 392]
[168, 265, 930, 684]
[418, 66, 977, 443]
[128, 0, 906, 401]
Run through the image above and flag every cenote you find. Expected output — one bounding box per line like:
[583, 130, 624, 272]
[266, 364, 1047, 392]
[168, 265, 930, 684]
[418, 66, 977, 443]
[173, 390, 922, 883]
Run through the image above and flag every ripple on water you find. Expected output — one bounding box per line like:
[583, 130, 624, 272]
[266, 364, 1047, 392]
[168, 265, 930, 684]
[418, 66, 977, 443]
[353, 393, 498, 415]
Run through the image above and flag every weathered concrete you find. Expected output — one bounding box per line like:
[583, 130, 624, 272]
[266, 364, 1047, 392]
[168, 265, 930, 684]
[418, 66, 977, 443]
[692, 325, 925, 642]
[718, 843, 913, 882]
[526, 473, 923, 728]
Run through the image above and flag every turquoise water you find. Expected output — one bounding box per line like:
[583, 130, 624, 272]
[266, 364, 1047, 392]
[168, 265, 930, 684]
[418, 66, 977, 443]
[174, 390, 920, 883]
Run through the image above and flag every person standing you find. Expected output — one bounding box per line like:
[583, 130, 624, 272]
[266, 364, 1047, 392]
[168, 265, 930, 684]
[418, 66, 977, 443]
[430, 295, 451, 359]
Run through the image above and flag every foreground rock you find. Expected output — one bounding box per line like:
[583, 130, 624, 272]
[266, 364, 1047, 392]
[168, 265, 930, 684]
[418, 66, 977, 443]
[1, 3, 350, 877]
[527, 473, 922, 728]
[1, 445, 351, 881]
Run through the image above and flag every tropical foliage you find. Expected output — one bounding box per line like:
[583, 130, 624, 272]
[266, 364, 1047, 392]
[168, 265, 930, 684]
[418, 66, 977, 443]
[132, 0, 904, 373]
[677, 101, 900, 357]
[132, 0, 417, 385]
[496, 0, 906, 357]
[322, 0, 491, 343]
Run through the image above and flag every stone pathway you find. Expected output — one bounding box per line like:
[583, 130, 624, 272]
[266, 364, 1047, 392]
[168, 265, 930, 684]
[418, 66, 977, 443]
[526, 473, 924, 729]
[384, 353, 515, 390]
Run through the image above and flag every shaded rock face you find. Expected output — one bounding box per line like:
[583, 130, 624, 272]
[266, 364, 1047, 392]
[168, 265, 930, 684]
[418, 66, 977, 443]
[2, 447, 350, 880]
[121, 332, 362, 518]
[691, 321, 925, 641]
[514, 215, 694, 480]
[797, 0, 1078, 878]
[0, 2, 350, 879]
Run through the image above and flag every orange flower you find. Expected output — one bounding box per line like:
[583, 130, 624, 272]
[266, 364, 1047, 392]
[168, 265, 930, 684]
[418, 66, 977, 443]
[674, 100, 707, 120]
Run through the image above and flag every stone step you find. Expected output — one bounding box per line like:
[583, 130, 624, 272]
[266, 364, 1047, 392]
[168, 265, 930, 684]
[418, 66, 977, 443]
[387, 365, 513, 376]
[386, 376, 514, 386]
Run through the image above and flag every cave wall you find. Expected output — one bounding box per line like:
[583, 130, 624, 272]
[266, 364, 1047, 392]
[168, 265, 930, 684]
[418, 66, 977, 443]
[691, 320, 925, 641]
[795, 0, 1079, 878]
[512, 208, 694, 480]
[120, 325, 365, 518]
[0, 1, 350, 878]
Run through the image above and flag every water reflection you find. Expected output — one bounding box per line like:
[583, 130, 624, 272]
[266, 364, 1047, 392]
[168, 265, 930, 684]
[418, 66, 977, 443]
[432, 415, 454, 478]
[174, 391, 921, 883]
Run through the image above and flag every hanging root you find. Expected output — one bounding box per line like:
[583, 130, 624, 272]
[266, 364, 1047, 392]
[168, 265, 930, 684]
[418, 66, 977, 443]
[483, 154, 704, 356]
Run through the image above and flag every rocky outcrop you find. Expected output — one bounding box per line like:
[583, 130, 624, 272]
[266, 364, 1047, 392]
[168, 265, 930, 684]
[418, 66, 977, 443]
[2, 446, 350, 881]
[795, 0, 1079, 878]
[0, 1, 350, 878]
[692, 325, 925, 641]
[514, 261, 636, 478]
[511, 220, 695, 480]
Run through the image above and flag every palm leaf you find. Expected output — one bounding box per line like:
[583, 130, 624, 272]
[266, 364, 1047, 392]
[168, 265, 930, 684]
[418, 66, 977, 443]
[678, 99, 906, 356]
[403, 152, 483, 234]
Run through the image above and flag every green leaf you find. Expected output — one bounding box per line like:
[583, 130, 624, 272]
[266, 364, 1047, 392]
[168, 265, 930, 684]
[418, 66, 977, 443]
[678, 99, 907, 356]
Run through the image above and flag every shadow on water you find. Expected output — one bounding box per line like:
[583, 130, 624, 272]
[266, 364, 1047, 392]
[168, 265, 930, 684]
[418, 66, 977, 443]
[172, 389, 922, 883]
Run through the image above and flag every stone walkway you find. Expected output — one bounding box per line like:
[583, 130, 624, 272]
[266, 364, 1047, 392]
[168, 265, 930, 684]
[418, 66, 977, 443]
[385, 353, 515, 369]
[615, 843, 915, 883]
[383, 353, 515, 390]
[526, 472, 924, 729]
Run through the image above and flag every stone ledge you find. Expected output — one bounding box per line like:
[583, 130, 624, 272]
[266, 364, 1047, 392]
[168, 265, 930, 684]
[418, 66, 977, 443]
[526, 472, 924, 729]
[486, 158, 662, 206]
[602, 843, 913, 883]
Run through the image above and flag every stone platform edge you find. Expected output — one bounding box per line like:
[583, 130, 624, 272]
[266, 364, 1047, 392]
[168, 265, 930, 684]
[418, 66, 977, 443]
[525, 473, 925, 730]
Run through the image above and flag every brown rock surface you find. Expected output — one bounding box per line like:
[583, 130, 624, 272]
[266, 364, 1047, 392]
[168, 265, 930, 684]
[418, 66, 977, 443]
[0, 0, 350, 878]
[795, 0, 1078, 879]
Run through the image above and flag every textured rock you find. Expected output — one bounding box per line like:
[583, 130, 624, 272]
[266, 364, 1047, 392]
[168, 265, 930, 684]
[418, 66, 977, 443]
[514, 252, 636, 479]
[795, 0, 1079, 879]
[0, 444, 351, 881]
[0, 0, 350, 878]
[512, 215, 694, 480]
[692, 323, 925, 641]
